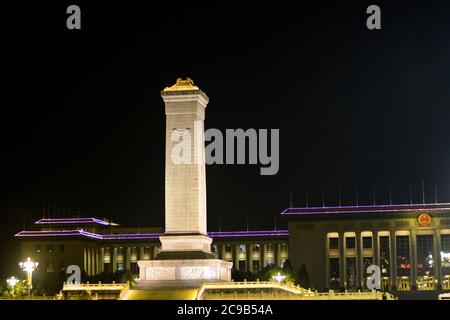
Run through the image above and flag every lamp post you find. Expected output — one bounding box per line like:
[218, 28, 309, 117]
[19, 257, 39, 296]
[272, 272, 286, 283]
[6, 276, 20, 296]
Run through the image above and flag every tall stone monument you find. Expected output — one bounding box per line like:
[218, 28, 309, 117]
[137, 79, 232, 288]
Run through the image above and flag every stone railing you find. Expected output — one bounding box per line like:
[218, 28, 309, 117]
[198, 280, 396, 300]
[62, 281, 128, 291]
[0, 295, 55, 300]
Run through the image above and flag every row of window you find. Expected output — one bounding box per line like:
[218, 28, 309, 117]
[328, 233, 450, 291]
[102, 246, 145, 264]
[36, 244, 64, 253]
[329, 236, 373, 250]
[36, 243, 288, 256]
[213, 243, 288, 254]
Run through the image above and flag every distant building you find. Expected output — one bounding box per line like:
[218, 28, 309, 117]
[14, 202, 450, 296]
[283, 203, 450, 292]
[15, 217, 289, 280]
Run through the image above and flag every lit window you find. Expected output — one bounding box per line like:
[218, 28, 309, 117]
[103, 247, 111, 263]
[143, 246, 151, 260]
[239, 244, 246, 253]
[362, 237, 373, 249]
[379, 236, 390, 276]
[346, 237, 355, 249]
[329, 238, 339, 250]
[329, 258, 340, 289]
[253, 260, 260, 272]
[131, 247, 137, 262]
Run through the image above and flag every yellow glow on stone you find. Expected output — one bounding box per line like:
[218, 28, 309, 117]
[163, 78, 199, 92]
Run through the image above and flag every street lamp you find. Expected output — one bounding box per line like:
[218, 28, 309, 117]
[272, 272, 286, 283]
[6, 276, 20, 296]
[19, 257, 39, 296]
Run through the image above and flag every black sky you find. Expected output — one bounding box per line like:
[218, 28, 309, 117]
[2, 0, 450, 276]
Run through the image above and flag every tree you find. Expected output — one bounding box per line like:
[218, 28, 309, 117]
[297, 263, 311, 289]
[255, 262, 297, 284]
[2, 279, 29, 296]
[232, 269, 256, 282]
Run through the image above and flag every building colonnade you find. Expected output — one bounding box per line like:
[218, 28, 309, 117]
[83, 241, 289, 276]
[326, 228, 450, 291]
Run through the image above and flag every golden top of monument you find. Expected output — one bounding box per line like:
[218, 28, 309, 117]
[163, 78, 199, 92]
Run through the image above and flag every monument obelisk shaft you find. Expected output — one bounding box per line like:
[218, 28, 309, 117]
[158, 78, 212, 256]
[137, 79, 231, 287]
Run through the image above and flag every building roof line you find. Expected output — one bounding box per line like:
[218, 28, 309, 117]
[15, 229, 289, 240]
[35, 218, 118, 226]
[281, 202, 450, 215]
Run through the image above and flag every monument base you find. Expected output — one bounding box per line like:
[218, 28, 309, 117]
[159, 234, 213, 253]
[136, 259, 232, 289]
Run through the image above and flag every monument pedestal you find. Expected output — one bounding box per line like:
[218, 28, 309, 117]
[160, 234, 212, 253]
[137, 258, 232, 289]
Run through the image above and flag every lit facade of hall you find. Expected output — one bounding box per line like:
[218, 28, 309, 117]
[284, 203, 450, 292]
[16, 218, 289, 278]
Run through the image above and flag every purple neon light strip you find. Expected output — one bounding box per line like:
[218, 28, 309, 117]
[35, 218, 112, 226]
[15, 230, 103, 240]
[209, 232, 288, 238]
[208, 230, 288, 234]
[102, 233, 162, 240]
[281, 203, 450, 215]
[15, 229, 288, 240]
[208, 230, 288, 237]
[286, 202, 450, 210]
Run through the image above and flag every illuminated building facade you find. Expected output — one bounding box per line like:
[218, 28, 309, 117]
[283, 203, 450, 292]
[15, 218, 289, 279]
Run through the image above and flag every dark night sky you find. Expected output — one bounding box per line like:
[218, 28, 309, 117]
[1, 1, 450, 276]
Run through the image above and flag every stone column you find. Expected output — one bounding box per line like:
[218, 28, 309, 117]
[94, 247, 99, 275]
[274, 243, 279, 267]
[139, 247, 144, 260]
[434, 229, 442, 289]
[218, 244, 224, 260]
[92, 249, 96, 276]
[112, 247, 118, 273]
[87, 247, 92, 276]
[373, 232, 379, 267]
[234, 244, 240, 270]
[126, 247, 131, 271]
[355, 232, 361, 289]
[260, 244, 265, 269]
[100, 247, 105, 273]
[247, 244, 252, 273]
[100, 248, 104, 273]
[391, 231, 397, 290]
[91, 248, 95, 276]
[277, 243, 282, 266]
[410, 230, 417, 290]
[83, 248, 87, 274]
[339, 233, 345, 290]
